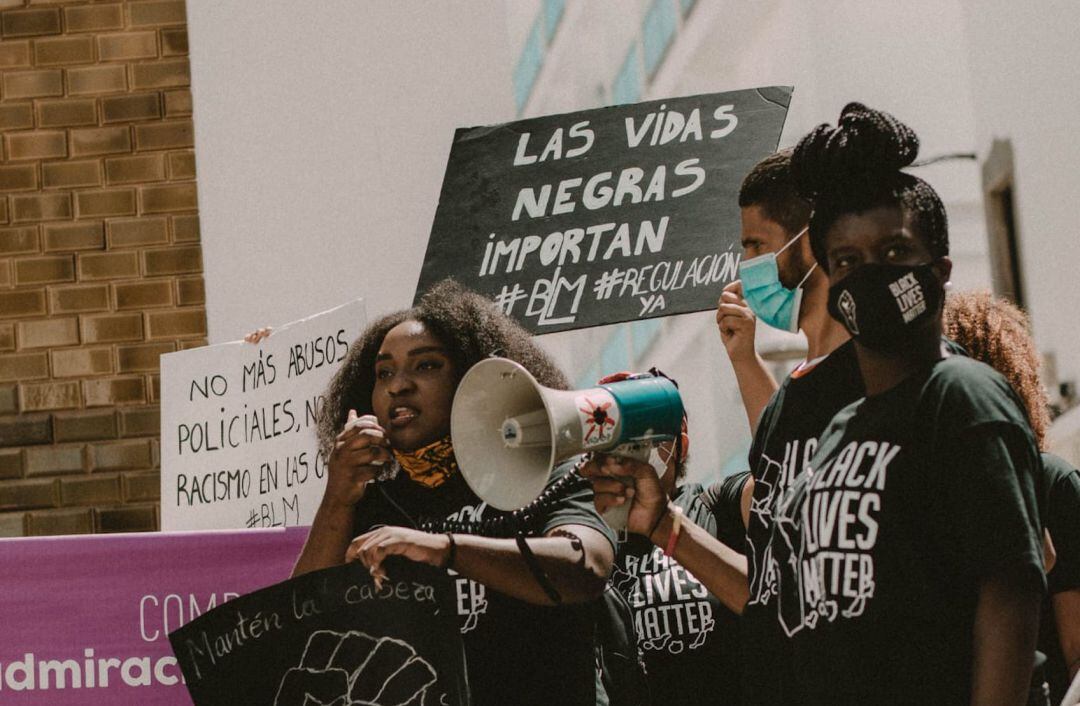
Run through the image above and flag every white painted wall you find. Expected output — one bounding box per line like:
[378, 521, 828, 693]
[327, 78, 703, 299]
[186, 1, 514, 342]
[961, 0, 1080, 403]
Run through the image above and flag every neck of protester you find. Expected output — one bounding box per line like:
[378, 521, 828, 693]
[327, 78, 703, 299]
[855, 321, 944, 396]
[799, 268, 849, 361]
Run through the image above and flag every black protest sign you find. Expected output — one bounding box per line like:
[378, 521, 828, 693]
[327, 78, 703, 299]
[415, 87, 791, 334]
[169, 559, 468, 706]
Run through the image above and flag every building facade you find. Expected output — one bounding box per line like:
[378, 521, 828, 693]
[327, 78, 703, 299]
[0, 0, 206, 535]
[510, 0, 1079, 474]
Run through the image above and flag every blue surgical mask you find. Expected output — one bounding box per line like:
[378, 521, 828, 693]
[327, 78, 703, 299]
[738, 227, 817, 333]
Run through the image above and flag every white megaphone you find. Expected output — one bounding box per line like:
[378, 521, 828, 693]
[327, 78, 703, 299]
[450, 357, 685, 531]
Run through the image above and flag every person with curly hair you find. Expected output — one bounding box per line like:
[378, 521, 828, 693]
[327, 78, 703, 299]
[945, 290, 1080, 703]
[746, 103, 1045, 705]
[289, 278, 617, 706]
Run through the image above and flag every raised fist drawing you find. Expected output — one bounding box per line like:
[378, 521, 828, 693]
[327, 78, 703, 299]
[274, 630, 440, 706]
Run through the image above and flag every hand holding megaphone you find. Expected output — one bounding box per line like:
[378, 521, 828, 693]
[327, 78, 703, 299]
[450, 357, 684, 531]
[580, 451, 671, 539]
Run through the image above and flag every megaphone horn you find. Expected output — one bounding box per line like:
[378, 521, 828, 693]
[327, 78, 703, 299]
[450, 357, 684, 520]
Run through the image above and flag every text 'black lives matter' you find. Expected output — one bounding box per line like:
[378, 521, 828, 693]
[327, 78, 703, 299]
[169, 559, 468, 706]
[415, 87, 792, 334]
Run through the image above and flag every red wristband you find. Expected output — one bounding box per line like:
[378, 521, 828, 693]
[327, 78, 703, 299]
[664, 506, 684, 557]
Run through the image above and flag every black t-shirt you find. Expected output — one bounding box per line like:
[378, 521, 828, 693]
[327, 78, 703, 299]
[742, 341, 865, 705]
[352, 461, 616, 706]
[762, 355, 1044, 706]
[701, 470, 751, 546]
[612, 476, 748, 706]
[1038, 451, 1080, 702]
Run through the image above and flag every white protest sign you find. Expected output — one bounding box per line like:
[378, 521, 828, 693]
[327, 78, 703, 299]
[160, 300, 366, 530]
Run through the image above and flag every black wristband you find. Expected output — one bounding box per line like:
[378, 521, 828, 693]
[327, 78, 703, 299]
[516, 534, 562, 605]
[441, 532, 456, 571]
[647, 505, 667, 543]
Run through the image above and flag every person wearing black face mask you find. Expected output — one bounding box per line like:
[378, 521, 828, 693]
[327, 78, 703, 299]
[754, 103, 1045, 706]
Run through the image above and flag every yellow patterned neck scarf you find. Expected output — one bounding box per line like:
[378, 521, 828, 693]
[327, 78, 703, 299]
[393, 436, 458, 489]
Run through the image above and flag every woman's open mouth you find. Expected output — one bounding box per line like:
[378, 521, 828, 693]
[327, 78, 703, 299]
[389, 406, 419, 428]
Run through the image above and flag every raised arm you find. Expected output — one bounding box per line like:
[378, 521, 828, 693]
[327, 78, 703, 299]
[648, 502, 749, 613]
[717, 281, 778, 433]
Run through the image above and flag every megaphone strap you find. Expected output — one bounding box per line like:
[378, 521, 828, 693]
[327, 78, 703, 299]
[416, 467, 590, 538]
[516, 534, 562, 605]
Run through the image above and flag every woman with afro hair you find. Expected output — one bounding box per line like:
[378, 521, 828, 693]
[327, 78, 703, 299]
[290, 279, 617, 706]
[754, 104, 1045, 705]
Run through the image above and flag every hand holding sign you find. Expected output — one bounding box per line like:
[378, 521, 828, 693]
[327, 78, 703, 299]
[161, 300, 366, 530]
[717, 280, 758, 364]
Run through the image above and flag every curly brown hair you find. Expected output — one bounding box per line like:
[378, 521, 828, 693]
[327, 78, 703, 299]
[317, 278, 569, 456]
[943, 290, 1050, 449]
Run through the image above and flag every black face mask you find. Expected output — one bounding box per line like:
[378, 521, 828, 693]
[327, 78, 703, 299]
[827, 262, 943, 352]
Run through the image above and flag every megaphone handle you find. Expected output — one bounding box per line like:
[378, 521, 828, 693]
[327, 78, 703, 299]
[596, 443, 662, 534]
[602, 499, 631, 533]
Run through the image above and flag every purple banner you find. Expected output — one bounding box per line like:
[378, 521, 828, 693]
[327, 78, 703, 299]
[0, 527, 308, 703]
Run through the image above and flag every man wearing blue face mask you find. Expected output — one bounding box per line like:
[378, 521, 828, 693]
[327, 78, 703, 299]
[715, 149, 860, 706]
[717, 150, 852, 432]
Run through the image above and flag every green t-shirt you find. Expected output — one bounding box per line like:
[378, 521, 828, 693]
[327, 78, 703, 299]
[764, 355, 1044, 706]
[1038, 451, 1080, 702]
[742, 341, 864, 706]
[353, 461, 616, 706]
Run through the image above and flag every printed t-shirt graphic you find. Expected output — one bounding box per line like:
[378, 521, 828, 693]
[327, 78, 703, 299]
[1037, 452, 1080, 703]
[612, 477, 747, 706]
[763, 356, 1044, 706]
[352, 461, 615, 706]
[740, 340, 863, 705]
[745, 341, 863, 606]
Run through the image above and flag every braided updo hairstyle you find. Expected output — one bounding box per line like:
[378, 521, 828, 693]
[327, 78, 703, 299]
[790, 102, 949, 270]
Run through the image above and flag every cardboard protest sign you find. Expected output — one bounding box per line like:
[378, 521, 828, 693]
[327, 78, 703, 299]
[415, 87, 791, 333]
[0, 527, 307, 704]
[169, 559, 468, 706]
[160, 300, 366, 530]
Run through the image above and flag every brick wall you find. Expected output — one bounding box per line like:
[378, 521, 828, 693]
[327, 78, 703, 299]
[1, 0, 205, 536]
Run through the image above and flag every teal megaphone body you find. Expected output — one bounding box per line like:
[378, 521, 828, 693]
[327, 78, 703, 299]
[450, 357, 684, 530]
